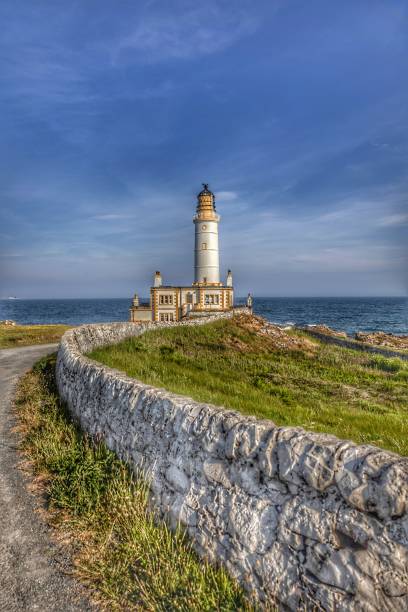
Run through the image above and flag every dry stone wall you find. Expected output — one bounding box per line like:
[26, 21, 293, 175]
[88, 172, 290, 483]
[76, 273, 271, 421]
[56, 314, 408, 611]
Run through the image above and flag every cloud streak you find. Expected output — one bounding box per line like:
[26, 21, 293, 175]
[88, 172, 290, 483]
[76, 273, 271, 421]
[113, 3, 259, 64]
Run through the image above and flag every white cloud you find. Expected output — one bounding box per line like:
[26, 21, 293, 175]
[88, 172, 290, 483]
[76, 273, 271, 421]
[378, 213, 408, 227]
[216, 191, 238, 201]
[113, 5, 259, 64]
[312, 195, 406, 231]
[289, 246, 403, 272]
[93, 213, 135, 221]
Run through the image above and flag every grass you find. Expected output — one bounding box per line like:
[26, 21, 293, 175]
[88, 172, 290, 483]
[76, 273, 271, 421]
[89, 316, 408, 456]
[14, 354, 254, 611]
[0, 323, 70, 348]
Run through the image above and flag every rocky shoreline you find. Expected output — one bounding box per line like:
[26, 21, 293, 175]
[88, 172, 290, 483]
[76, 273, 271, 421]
[354, 330, 408, 350]
[304, 324, 408, 351]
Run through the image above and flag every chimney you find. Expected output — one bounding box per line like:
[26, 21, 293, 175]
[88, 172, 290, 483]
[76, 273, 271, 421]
[154, 271, 163, 288]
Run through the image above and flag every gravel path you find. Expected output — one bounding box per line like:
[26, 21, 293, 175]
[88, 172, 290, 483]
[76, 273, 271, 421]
[0, 344, 92, 611]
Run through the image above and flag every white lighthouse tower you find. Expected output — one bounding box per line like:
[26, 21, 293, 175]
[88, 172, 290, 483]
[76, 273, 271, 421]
[193, 184, 221, 285]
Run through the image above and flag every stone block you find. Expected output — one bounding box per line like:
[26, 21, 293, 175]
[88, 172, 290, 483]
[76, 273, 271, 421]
[228, 494, 278, 554]
[203, 458, 232, 488]
[165, 464, 190, 494]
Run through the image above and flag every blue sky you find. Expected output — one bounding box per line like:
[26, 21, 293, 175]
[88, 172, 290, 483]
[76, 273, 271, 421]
[0, 0, 407, 298]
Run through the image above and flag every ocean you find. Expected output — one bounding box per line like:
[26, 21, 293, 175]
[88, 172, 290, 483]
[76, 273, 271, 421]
[1, 297, 407, 335]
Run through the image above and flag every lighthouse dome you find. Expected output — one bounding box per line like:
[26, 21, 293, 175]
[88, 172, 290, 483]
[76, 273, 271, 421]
[198, 183, 214, 198]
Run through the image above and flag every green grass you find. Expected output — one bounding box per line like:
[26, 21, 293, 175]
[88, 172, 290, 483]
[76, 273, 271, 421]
[89, 317, 408, 456]
[15, 354, 254, 610]
[0, 323, 70, 348]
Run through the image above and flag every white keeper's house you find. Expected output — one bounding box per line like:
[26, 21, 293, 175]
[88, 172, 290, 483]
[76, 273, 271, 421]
[130, 184, 238, 323]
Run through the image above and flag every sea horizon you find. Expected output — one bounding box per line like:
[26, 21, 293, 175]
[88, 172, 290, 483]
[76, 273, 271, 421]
[1, 296, 407, 335]
[1, 295, 407, 301]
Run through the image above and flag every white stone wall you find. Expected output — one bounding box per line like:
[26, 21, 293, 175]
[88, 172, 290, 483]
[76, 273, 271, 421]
[56, 314, 408, 611]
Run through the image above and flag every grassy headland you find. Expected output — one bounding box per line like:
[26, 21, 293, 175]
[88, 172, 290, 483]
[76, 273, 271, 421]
[89, 315, 408, 456]
[0, 323, 70, 348]
[15, 354, 252, 610]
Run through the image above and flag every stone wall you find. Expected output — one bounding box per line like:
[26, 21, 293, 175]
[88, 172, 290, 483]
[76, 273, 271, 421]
[56, 314, 408, 611]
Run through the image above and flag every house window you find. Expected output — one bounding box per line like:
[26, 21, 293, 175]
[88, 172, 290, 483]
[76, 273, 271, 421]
[160, 313, 174, 322]
[202, 243, 207, 250]
[159, 294, 173, 305]
[204, 294, 220, 305]
[187, 292, 193, 304]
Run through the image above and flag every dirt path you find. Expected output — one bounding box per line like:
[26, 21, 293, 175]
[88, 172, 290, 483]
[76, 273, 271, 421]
[0, 344, 92, 611]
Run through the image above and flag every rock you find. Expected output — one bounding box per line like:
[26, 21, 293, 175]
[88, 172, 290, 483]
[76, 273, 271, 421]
[228, 494, 278, 554]
[261, 543, 302, 610]
[280, 498, 339, 547]
[307, 324, 348, 338]
[355, 331, 408, 350]
[203, 459, 232, 488]
[305, 545, 368, 595]
[377, 570, 408, 597]
[165, 464, 189, 494]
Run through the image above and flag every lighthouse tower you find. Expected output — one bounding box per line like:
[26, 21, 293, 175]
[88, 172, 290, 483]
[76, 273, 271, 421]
[193, 184, 221, 285]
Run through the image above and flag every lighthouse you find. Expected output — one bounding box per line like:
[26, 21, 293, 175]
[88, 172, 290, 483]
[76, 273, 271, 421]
[193, 184, 221, 285]
[130, 184, 236, 322]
